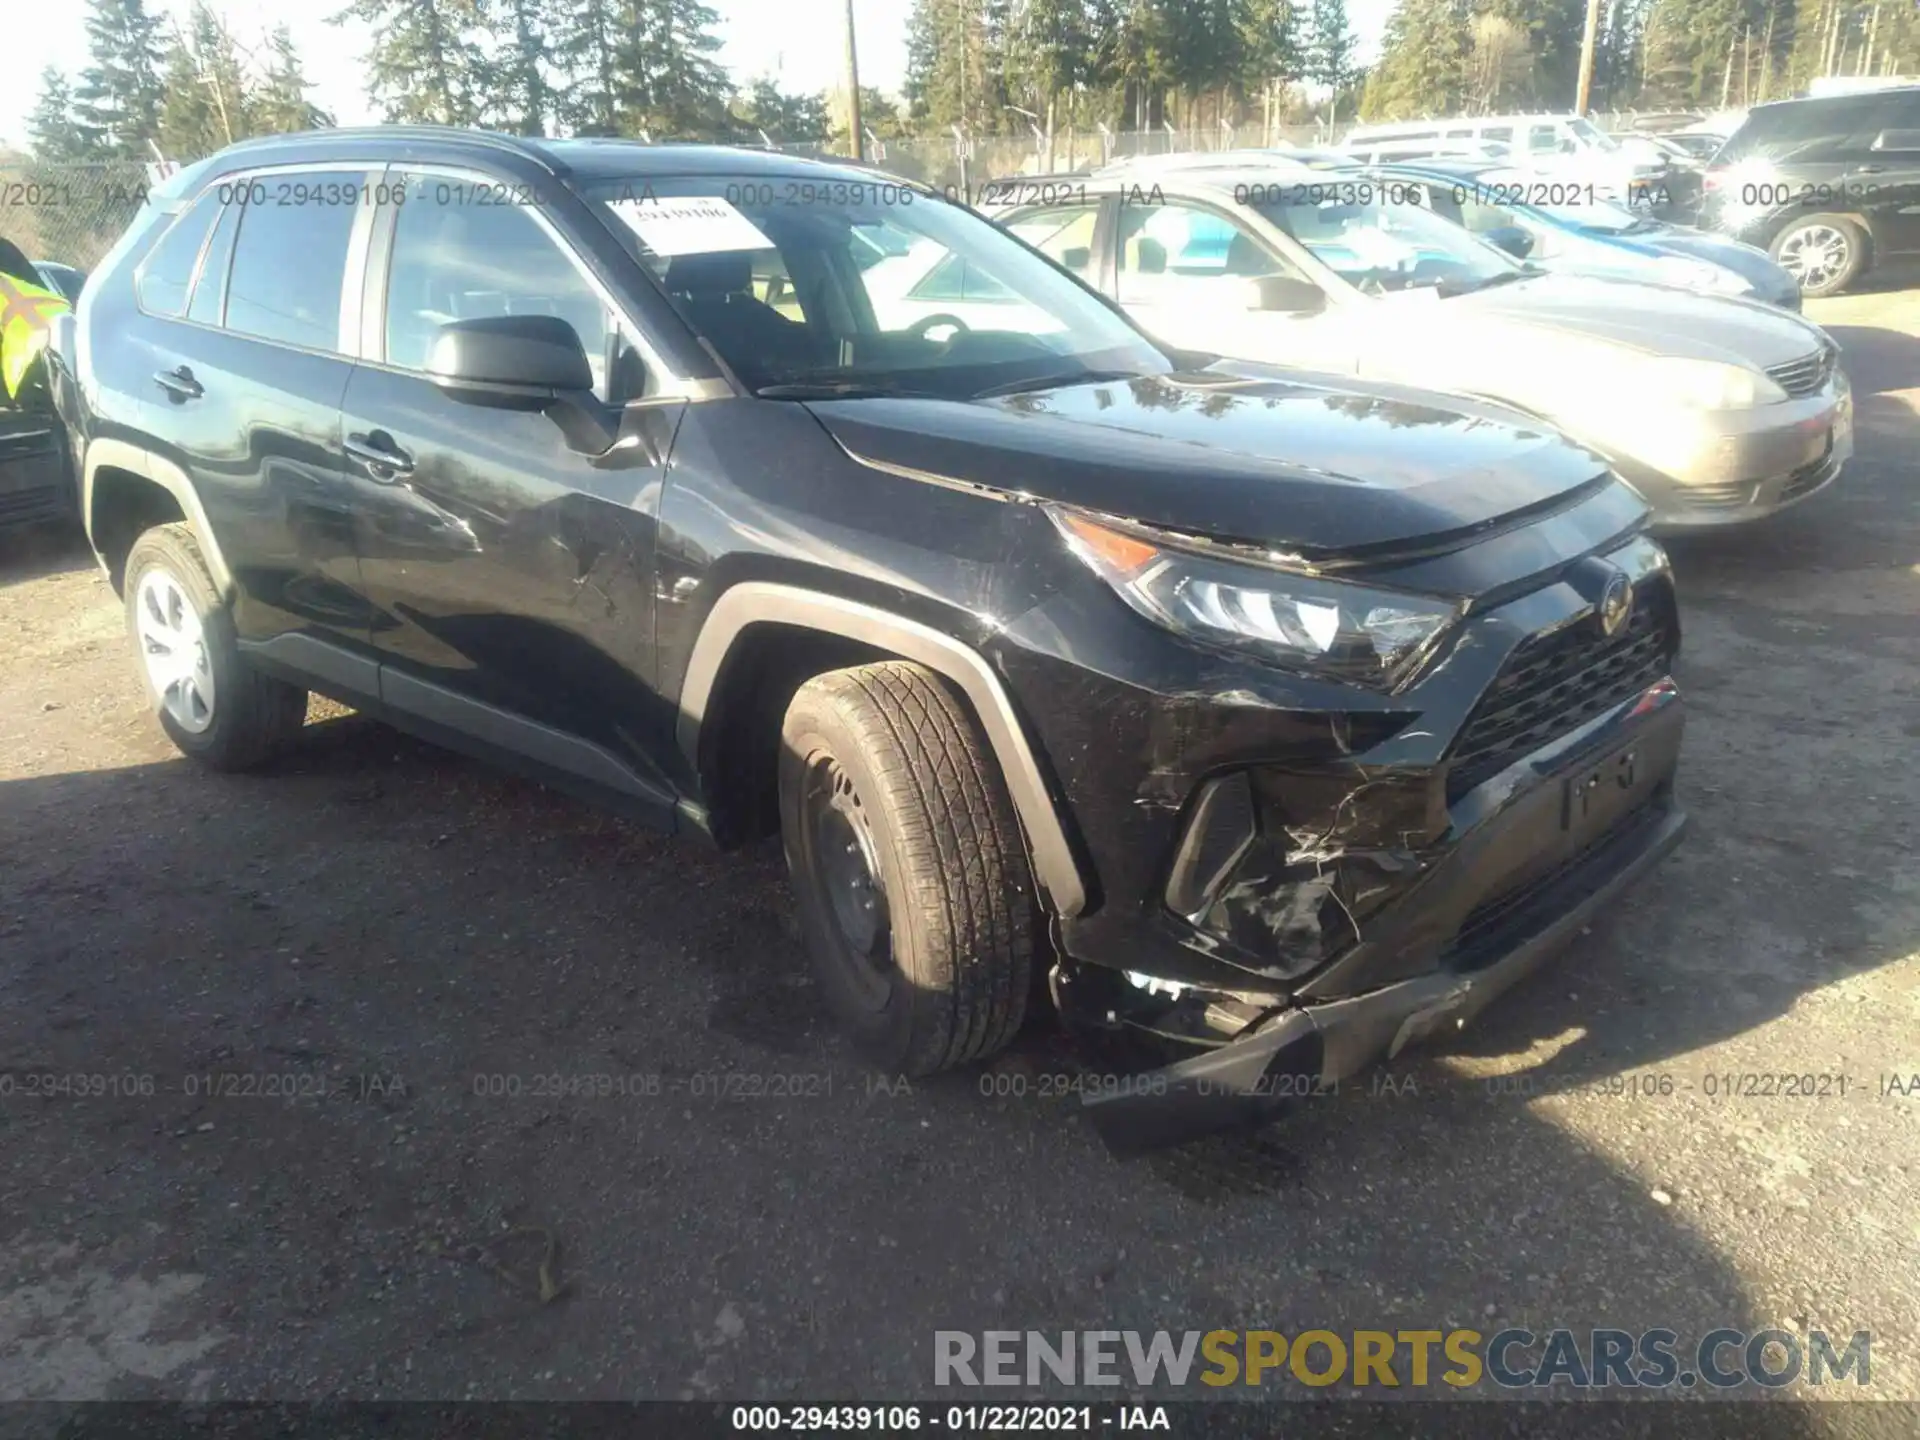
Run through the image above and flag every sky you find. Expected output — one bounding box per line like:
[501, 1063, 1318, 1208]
[4, 0, 1392, 154]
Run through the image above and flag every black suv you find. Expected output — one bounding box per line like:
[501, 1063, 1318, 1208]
[69, 128, 1687, 1152]
[1700, 86, 1920, 297]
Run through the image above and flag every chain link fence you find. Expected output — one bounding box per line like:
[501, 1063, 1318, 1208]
[1, 160, 155, 272]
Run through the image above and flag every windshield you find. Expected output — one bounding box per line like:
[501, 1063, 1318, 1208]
[583, 174, 1168, 398]
[1536, 197, 1650, 234]
[1567, 117, 1620, 152]
[1250, 191, 1521, 296]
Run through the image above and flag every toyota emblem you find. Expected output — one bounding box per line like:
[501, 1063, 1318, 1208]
[1597, 570, 1633, 637]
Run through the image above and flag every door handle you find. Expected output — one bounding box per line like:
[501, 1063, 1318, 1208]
[1855, 164, 1886, 175]
[345, 431, 415, 479]
[153, 366, 202, 401]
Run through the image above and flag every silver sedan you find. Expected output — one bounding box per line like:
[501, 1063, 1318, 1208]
[982, 163, 1853, 529]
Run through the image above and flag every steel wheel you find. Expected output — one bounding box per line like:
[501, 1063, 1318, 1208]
[134, 566, 217, 734]
[1776, 224, 1851, 292]
[802, 756, 894, 1012]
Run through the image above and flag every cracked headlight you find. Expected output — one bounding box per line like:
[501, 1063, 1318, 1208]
[1642, 356, 1784, 409]
[1052, 508, 1461, 690]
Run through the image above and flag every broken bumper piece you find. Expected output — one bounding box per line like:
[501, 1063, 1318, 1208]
[1082, 801, 1687, 1157]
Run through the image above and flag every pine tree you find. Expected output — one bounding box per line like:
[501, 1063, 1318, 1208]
[158, 40, 223, 159]
[731, 79, 832, 143]
[255, 26, 334, 133]
[75, 0, 168, 159]
[330, 0, 486, 126]
[27, 70, 96, 161]
[481, 0, 554, 135]
[1361, 0, 1471, 119]
[906, 0, 998, 131]
[1306, 0, 1357, 113]
[553, 0, 622, 134]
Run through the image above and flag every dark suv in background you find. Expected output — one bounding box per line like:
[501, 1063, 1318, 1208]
[67, 127, 1687, 1153]
[1701, 86, 1920, 296]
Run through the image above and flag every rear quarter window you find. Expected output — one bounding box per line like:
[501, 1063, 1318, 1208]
[135, 191, 222, 318]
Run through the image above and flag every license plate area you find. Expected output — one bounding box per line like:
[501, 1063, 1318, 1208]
[1563, 739, 1653, 840]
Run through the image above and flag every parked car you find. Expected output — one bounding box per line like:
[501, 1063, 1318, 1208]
[0, 241, 77, 534]
[68, 127, 1689, 1152]
[981, 158, 1853, 529]
[1662, 131, 1731, 162]
[1699, 86, 1920, 296]
[32, 260, 86, 304]
[1370, 159, 1802, 309]
[1338, 113, 1678, 211]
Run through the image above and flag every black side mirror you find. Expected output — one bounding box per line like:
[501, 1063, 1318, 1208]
[1484, 225, 1535, 260]
[1252, 274, 1326, 314]
[1060, 245, 1091, 271]
[428, 315, 594, 397]
[428, 315, 616, 455]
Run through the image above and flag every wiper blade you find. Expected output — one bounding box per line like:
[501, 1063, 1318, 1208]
[1438, 270, 1530, 298]
[971, 368, 1141, 400]
[753, 380, 937, 400]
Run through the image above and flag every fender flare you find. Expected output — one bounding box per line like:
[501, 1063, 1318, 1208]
[677, 582, 1089, 919]
[83, 438, 235, 597]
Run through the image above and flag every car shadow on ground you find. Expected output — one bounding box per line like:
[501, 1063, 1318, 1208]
[0, 720, 1899, 1412]
[0, 520, 91, 589]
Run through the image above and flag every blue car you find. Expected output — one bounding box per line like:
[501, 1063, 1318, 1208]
[1369, 160, 1802, 311]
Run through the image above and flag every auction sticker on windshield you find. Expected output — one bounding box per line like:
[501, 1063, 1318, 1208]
[607, 195, 774, 256]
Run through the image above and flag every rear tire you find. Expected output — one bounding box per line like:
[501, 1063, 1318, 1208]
[1769, 214, 1866, 298]
[778, 661, 1034, 1076]
[124, 522, 308, 771]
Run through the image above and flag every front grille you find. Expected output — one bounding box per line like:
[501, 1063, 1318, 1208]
[1764, 348, 1834, 399]
[1683, 478, 1758, 510]
[1445, 589, 1675, 804]
[1779, 446, 1838, 503]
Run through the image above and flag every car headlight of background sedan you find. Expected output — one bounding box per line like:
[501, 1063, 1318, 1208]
[1641, 356, 1785, 409]
[1653, 255, 1752, 297]
[1051, 508, 1461, 689]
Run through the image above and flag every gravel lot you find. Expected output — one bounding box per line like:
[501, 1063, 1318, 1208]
[2, 285, 1917, 1421]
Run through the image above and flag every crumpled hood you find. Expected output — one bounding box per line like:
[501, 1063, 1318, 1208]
[1453, 272, 1824, 366]
[804, 368, 1615, 555]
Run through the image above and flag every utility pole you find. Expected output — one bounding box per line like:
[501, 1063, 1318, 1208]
[843, 0, 864, 161]
[1574, 0, 1604, 115]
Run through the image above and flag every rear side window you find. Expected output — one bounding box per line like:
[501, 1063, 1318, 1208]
[224, 173, 362, 351]
[1718, 97, 1895, 164]
[136, 191, 222, 318]
[1005, 204, 1099, 276]
[1482, 126, 1513, 142]
[187, 199, 241, 326]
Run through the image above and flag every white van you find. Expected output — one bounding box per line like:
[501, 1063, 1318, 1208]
[1339, 113, 1669, 201]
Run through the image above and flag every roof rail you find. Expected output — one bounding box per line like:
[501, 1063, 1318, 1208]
[217, 125, 568, 176]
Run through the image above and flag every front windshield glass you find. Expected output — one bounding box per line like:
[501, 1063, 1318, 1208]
[1535, 197, 1647, 233]
[583, 174, 1169, 397]
[1567, 117, 1620, 151]
[1249, 191, 1522, 296]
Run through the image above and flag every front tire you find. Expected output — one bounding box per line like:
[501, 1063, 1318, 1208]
[778, 661, 1035, 1076]
[1769, 214, 1866, 298]
[124, 522, 308, 770]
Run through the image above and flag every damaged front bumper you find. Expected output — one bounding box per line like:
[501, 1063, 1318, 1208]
[1082, 787, 1685, 1155]
[1079, 677, 1687, 1156]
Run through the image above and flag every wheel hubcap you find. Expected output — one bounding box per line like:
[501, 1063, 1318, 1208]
[1779, 226, 1847, 289]
[135, 568, 217, 734]
[806, 759, 892, 1010]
